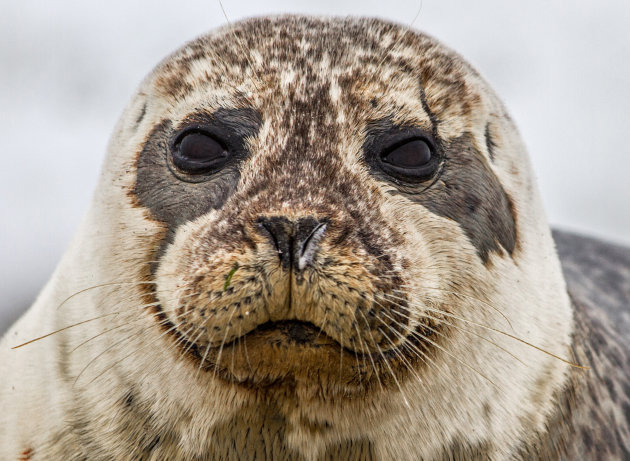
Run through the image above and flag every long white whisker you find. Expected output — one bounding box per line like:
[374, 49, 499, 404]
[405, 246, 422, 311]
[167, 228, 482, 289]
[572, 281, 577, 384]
[378, 292, 586, 369]
[372, 293, 527, 367]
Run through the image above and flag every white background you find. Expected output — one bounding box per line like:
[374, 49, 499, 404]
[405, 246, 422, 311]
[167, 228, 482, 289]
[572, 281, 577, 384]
[1, 0, 629, 329]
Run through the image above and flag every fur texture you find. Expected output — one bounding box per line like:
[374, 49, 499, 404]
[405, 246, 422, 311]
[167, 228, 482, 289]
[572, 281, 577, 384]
[1, 16, 626, 460]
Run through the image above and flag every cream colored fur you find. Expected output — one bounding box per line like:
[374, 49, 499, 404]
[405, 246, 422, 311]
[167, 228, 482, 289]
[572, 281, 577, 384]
[0, 16, 573, 460]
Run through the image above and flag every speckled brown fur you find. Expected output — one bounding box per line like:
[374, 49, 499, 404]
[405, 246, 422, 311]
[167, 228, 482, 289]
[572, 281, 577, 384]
[3, 15, 629, 461]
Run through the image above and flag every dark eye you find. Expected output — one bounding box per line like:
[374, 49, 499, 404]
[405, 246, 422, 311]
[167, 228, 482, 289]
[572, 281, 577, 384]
[172, 132, 229, 174]
[379, 139, 437, 181]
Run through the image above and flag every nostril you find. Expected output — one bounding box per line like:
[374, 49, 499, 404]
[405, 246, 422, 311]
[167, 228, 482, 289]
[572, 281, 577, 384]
[256, 216, 327, 270]
[297, 221, 327, 270]
[258, 219, 281, 253]
[257, 216, 294, 268]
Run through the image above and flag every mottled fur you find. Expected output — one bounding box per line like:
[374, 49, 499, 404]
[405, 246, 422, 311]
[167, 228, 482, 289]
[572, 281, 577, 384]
[1, 16, 628, 460]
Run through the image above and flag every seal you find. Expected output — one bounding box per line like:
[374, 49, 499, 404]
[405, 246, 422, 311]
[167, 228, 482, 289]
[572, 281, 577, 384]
[1, 16, 629, 460]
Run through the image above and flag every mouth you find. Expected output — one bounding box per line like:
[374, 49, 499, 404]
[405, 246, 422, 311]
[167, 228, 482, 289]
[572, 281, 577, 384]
[169, 316, 437, 396]
[232, 320, 338, 346]
[151, 248, 433, 393]
[177, 318, 350, 388]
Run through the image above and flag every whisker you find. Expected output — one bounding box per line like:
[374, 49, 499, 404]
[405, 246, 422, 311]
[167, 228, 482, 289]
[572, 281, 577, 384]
[181, 327, 207, 358]
[351, 308, 380, 390]
[80, 315, 193, 387]
[369, 296, 501, 390]
[73, 303, 195, 384]
[373, 294, 527, 367]
[378, 324, 426, 387]
[54, 276, 177, 311]
[376, 272, 514, 331]
[217, 0, 263, 93]
[211, 306, 238, 381]
[370, 298, 445, 384]
[357, 309, 410, 407]
[69, 292, 195, 353]
[70, 311, 154, 354]
[17, 291, 171, 351]
[315, 308, 330, 341]
[355, 311, 385, 392]
[197, 340, 214, 379]
[379, 292, 587, 370]
[12, 312, 122, 349]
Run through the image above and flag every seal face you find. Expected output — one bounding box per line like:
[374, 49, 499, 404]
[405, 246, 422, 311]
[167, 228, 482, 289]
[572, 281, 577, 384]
[10, 15, 624, 460]
[135, 17, 521, 395]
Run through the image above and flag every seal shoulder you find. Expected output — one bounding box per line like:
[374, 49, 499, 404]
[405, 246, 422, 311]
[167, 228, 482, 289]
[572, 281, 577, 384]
[554, 229, 630, 337]
[525, 230, 630, 459]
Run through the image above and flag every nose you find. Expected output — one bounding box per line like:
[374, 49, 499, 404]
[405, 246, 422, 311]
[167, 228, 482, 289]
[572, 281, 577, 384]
[257, 216, 327, 270]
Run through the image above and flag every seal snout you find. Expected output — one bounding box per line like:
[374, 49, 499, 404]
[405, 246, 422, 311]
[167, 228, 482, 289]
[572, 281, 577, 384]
[154, 194, 420, 387]
[257, 216, 328, 271]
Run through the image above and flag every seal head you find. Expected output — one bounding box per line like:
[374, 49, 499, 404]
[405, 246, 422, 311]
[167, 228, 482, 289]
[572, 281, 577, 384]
[121, 16, 572, 457]
[1, 16, 578, 460]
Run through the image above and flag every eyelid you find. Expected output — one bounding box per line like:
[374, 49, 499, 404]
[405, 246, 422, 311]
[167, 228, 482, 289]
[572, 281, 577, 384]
[371, 133, 441, 184]
[381, 136, 434, 158]
[379, 128, 435, 152]
[172, 127, 228, 150]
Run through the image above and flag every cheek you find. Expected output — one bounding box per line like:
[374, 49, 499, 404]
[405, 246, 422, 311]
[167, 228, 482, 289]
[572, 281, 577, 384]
[384, 205, 495, 304]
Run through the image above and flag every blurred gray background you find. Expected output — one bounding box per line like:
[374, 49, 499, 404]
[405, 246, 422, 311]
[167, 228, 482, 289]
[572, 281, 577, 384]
[1, 0, 629, 330]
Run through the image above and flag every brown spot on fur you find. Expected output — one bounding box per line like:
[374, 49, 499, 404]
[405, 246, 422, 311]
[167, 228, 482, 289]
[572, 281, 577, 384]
[485, 121, 497, 162]
[18, 448, 33, 461]
[135, 101, 147, 128]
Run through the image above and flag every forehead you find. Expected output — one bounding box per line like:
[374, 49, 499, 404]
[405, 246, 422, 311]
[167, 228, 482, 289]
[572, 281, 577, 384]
[132, 16, 517, 266]
[149, 16, 486, 140]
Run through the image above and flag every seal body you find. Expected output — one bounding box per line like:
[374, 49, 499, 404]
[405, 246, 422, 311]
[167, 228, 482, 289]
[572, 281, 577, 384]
[1, 16, 628, 460]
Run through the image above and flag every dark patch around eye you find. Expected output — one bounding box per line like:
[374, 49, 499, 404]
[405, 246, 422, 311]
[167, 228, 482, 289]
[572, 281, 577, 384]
[364, 119, 516, 264]
[133, 107, 262, 233]
[414, 134, 516, 263]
